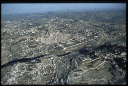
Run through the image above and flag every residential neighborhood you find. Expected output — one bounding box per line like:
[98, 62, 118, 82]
[1, 10, 126, 85]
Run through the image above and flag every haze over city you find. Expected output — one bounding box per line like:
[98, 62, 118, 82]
[1, 3, 126, 15]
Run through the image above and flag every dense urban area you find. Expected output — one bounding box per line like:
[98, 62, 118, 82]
[1, 10, 126, 85]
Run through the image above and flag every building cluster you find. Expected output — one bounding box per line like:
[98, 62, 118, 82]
[1, 16, 126, 62]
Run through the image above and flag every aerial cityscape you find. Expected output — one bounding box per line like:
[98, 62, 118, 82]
[1, 3, 126, 85]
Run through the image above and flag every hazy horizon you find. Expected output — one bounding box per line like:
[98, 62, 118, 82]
[1, 3, 126, 15]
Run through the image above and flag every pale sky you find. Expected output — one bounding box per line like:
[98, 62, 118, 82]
[1, 3, 126, 15]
